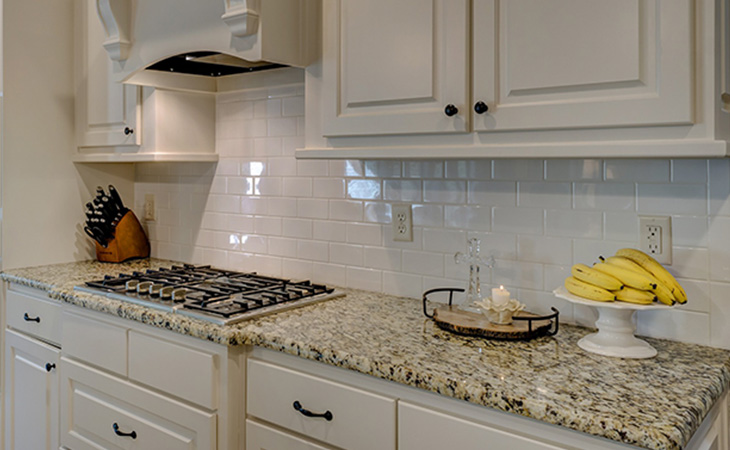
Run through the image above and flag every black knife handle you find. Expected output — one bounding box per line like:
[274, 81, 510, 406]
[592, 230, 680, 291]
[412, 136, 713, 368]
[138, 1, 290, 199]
[292, 401, 333, 421]
[23, 313, 40, 323]
[108, 185, 126, 211]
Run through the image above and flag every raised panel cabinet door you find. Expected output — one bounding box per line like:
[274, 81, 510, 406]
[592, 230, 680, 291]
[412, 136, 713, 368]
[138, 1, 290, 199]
[472, 0, 694, 132]
[4, 329, 60, 450]
[76, 0, 140, 147]
[322, 0, 470, 136]
[398, 401, 564, 450]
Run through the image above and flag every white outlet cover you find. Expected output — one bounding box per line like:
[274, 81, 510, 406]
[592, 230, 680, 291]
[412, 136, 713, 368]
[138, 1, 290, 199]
[639, 215, 672, 264]
[392, 204, 413, 242]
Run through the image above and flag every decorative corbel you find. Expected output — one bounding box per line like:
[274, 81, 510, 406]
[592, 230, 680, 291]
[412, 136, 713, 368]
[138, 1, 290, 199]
[96, 0, 132, 61]
[221, 0, 260, 37]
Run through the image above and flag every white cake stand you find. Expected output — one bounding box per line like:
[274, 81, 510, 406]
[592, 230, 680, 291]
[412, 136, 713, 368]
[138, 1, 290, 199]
[553, 286, 677, 359]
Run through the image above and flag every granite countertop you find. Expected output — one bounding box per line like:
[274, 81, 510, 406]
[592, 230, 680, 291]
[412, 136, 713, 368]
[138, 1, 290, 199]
[2, 260, 730, 450]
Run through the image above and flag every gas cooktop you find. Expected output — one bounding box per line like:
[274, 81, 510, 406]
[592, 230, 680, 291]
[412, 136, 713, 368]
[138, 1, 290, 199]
[74, 264, 344, 325]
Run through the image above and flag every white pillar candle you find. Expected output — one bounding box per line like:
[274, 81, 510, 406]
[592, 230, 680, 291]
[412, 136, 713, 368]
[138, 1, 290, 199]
[492, 285, 510, 307]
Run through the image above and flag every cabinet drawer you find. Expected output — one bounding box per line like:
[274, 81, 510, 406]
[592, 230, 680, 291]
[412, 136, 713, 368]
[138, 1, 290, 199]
[398, 401, 563, 450]
[61, 357, 216, 450]
[62, 311, 127, 376]
[247, 358, 396, 450]
[6, 289, 62, 345]
[246, 419, 334, 450]
[129, 330, 218, 409]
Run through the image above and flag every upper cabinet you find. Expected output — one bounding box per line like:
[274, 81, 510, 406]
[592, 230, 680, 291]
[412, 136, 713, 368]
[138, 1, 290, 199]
[301, 0, 729, 159]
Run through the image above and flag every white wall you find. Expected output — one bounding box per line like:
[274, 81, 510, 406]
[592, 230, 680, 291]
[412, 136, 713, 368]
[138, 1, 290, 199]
[134, 76, 730, 349]
[1, 0, 134, 270]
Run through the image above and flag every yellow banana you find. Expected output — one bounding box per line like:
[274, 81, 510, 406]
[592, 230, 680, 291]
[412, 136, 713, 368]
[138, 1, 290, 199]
[612, 286, 656, 305]
[592, 262, 657, 291]
[615, 248, 687, 304]
[571, 263, 623, 291]
[564, 277, 615, 302]
[601, 255, 676, 305]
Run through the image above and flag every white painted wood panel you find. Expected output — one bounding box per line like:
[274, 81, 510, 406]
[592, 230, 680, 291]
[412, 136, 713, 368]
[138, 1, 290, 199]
[75, 0, 140, 148]
[62, 311, 127, 376]
[6, 289, 62, 345]
[398, 401, 564, 450]
[4, 329, 60, 450]
[128, 330, 218, 410]
[322, 0, 469, 136]
[473, 0, 694, 131]
[246, 419, 334, 450]
[247, 358, 397, 450]
[61, 357, 216, 450]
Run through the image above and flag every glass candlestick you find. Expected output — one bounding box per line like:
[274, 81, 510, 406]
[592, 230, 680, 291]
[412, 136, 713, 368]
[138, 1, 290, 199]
[454, 238, 495, 310]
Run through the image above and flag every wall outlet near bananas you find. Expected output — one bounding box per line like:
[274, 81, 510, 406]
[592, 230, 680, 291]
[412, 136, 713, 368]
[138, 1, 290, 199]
[639, 215, 671, 264]
[392, 204, 413, 242]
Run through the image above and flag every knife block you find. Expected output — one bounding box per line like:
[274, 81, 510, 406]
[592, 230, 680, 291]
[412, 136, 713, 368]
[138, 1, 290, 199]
[95, 211, 150, 263]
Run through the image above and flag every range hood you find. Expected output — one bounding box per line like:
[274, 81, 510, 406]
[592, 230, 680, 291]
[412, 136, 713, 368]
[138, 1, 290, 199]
[97, 0, 318, 92]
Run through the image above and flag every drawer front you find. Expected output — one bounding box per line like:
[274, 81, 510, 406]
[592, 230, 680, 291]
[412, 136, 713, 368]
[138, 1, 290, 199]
[6, 289, 62, 345]
[247, 359, 396, 450]
[128, 330, 218, 409]
[62, 311, 127, 376]
[398, 401, 563, 450]
[61, 357, 216, 450]
[246, 419, 333, 450]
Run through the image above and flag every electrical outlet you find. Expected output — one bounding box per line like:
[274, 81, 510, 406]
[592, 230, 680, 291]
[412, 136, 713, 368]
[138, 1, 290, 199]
[143, 194, 156, 221]
[392, 204, 413, 242]
[639, 215, 672, 264]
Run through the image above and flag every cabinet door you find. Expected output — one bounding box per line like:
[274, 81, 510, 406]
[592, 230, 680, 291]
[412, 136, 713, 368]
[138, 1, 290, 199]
[5, 329, 60, 450]
[246, 419, 334, 450]
[322, 0, 469, 136]
[75, 0, 140, 147]
[398, 401, 563, 450]
[472, 0, 694, 132]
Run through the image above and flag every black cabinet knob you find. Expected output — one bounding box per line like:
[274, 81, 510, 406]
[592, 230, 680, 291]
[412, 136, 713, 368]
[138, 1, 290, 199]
[123, 127, 134, 135]
[444, 104, 459, 117]
[474, 101, 489, 114]
[45, 363, 55, 372]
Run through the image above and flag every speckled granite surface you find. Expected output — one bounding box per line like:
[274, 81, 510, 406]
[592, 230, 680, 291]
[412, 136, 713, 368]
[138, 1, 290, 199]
[2, 260, 730, 450]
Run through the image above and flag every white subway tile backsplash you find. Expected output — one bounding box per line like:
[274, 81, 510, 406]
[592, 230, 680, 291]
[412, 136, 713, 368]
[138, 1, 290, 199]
[313, 178, 346, 198]
[444, 205, 490, 231]
[493, 207, 543, 235]
[330, 243, 364, 266]
[136, 83, 730, 348]
[545, 210, 602, 239]
[574, 183, 635, 210]
[445, 160, 492, 179]
[493, 160, 543, 180]
[637, 184, 707, 215]
[605, 159, 670, 182]
[347, 223, 383, 246]
[518, 182, 571, 209]
[329, 200, 363, 221]
[468, 181, 517, 206]
[545, 159, 602, 181]
[347, 180, 382, 200]
[423, 180, 466, 204]
[517, 236, 573, 265]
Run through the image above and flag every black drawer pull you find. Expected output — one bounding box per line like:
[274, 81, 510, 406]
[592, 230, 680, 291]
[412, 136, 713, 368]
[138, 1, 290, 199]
[123, 127, 134, 135]
[45, 363, 55, 372]
[23, 313, 40, 323]
[293, 400, 333, 421]
[112, 422, 137, 439]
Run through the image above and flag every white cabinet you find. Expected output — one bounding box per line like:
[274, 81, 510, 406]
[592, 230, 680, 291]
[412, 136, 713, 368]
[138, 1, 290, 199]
[74, 0, 140, 149]
[472, 0, 693, 132]
[303, 0, 727, 159]
[4, 329, 60, 450]
[322, 0, 470, 136]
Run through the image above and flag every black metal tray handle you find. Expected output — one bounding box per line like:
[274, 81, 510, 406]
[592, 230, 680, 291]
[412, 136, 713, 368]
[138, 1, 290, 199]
[422, 287, 465, 318]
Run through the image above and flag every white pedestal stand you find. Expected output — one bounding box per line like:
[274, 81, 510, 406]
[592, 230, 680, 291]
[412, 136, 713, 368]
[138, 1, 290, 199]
[554, 286, 677, 359]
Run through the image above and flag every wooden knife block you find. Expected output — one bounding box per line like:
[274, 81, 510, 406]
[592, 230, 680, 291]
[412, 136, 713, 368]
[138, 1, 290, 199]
[95, 211, 150, 263]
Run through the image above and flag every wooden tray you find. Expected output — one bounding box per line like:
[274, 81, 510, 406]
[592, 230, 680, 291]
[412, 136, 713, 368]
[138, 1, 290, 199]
[432, 306, 556, 340]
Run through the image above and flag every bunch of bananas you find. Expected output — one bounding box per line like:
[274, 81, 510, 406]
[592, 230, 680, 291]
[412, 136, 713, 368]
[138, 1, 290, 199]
[564, 248, 687, 305]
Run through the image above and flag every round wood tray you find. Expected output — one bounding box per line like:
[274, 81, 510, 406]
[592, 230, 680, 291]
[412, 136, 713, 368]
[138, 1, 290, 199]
[432, 306, 556, 340]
